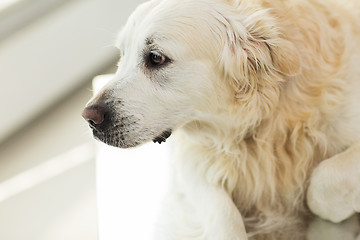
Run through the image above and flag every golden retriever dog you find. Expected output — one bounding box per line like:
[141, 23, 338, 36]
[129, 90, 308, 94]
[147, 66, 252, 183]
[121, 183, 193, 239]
[82, 0, 360, 239]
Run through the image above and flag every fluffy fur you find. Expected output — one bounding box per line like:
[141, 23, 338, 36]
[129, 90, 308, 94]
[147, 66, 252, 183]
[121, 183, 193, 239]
[83, 0, 360, 239]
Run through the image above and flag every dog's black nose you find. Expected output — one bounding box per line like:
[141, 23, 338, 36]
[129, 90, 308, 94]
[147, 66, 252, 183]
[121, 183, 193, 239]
[82, 105, 107, 128]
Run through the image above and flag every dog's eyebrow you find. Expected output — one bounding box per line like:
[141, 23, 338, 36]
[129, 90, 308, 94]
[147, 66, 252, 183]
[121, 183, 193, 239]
[145, 37, 154, 46]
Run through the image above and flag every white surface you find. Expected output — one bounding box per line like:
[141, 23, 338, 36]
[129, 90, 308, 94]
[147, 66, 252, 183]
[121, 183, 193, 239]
[97, 142, 171, 240]
[307, 215, 360, 240]
[0, 0, 145, 142]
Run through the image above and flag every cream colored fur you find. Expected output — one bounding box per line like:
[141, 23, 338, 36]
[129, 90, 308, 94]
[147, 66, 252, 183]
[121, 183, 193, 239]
[85, 0, 360, 239]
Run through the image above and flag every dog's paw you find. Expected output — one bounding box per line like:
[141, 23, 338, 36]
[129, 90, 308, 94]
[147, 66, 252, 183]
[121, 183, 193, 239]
[307, 159, 360, 223]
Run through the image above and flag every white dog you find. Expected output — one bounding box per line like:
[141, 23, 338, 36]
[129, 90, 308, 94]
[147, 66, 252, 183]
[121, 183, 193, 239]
[82, 0, 360, 239]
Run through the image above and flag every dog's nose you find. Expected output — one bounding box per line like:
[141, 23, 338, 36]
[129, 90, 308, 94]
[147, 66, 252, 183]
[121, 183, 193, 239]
[82, 105, 107, 127]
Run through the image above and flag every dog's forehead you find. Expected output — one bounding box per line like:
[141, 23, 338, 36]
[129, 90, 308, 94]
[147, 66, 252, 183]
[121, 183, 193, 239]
[117, 0, 219, 53]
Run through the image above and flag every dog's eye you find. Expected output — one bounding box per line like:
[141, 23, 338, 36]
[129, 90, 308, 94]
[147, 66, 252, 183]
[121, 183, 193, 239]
[149, 52, 166, 66]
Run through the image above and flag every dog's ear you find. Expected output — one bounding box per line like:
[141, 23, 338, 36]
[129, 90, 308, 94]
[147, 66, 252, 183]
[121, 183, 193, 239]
[218, 14, 301, 80]
[216, 5, 301, 111]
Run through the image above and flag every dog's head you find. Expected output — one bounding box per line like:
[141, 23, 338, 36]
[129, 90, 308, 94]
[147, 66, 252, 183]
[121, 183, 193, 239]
[82, 0, 301, 148]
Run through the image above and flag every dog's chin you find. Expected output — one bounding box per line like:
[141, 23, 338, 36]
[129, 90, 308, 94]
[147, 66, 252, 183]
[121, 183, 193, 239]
[92, 128, 172, 149]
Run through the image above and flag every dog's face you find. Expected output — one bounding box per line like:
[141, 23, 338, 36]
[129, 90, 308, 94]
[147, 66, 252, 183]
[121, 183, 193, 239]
[82, 0, 300, 148]
[83, 0, 232, 148]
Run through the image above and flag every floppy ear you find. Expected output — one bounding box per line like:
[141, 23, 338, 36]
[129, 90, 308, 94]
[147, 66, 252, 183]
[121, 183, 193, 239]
[219, 17, 301, 82]
[216, 6, 301, 113]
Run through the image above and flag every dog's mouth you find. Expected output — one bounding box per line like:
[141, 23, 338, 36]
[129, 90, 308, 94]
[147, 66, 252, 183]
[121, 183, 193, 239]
[152, 129, 172, 144]
[91, 126, 172, 148]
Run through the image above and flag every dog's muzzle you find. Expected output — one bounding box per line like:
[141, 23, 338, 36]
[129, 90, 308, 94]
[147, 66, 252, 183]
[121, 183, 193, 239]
[82, 104, 172, 146]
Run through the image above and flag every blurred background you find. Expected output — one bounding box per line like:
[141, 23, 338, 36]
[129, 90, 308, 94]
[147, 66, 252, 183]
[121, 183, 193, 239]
[1, 1, 360, 240]
[0, 0, 157, 239]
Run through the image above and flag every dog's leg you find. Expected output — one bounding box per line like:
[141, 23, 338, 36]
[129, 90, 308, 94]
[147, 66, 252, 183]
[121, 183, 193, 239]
[307, 141, 360, 223]
[154, 190, 206, 240]
[154, 183, 247, 240]
[181, 167, 248, 240]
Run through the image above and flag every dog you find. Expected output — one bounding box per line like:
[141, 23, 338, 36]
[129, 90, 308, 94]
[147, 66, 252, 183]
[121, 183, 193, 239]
[82, 0, 360, 239]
